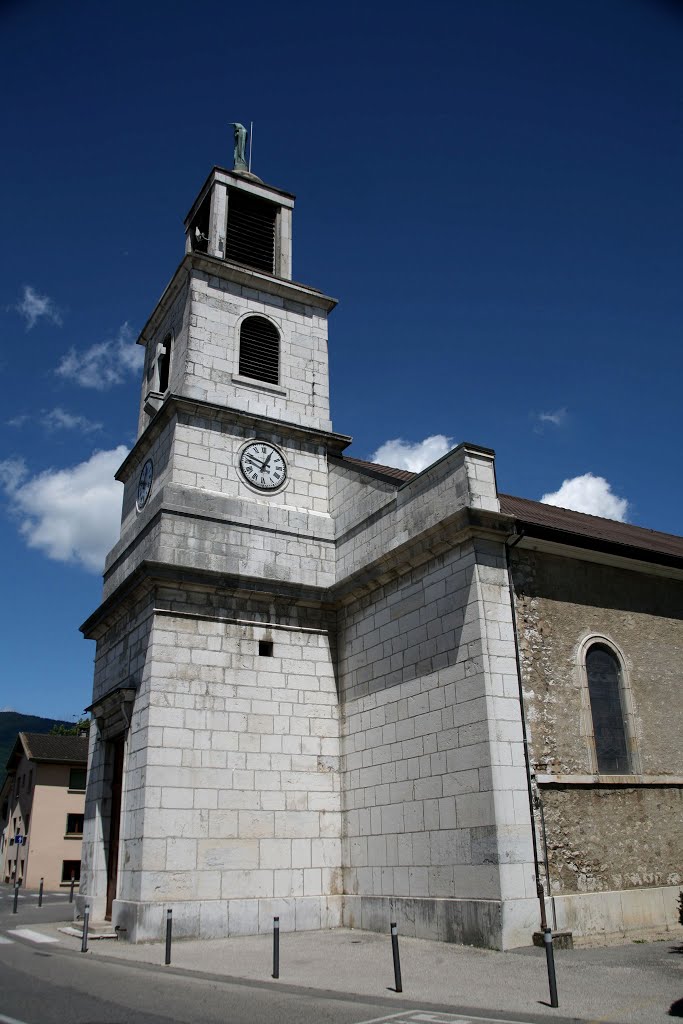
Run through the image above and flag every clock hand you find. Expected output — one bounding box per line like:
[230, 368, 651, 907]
[261, 452, 273, 472]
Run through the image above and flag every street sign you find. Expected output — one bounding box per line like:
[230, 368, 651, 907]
[14, 835, 24, 845]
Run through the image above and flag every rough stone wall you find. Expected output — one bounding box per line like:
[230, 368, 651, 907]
[540, 785, 682, 894]
[509, 547, 683, 896]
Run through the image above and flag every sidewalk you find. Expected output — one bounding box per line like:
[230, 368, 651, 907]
[45, 923, 682, 1024]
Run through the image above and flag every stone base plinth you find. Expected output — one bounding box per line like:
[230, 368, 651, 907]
[110, 895, 343, 943]
[342, 895, 539, 950]
[551, 884, 683, 945]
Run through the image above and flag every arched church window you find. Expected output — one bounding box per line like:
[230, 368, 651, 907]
[585, 643, 630, 774]
[238, 316, 280, 386]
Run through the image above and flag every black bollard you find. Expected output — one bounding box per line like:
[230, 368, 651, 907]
[165, 908, 172, 965]
[12, 881, 19, 914]
[81, 904, 90, 953]
[272, 916, 279, 979]
[38, 877, 44, 907]
[69, 871, 75, 903]
[543, 927, 559, 1008]
[390, 922, 403, 993]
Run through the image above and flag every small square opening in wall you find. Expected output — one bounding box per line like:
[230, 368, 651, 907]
[258, 640, 274, 657]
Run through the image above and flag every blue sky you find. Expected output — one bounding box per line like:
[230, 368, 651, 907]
[1, 0, 682, 720]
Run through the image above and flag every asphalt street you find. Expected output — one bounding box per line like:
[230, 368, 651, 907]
[0, 890, 680, 1024]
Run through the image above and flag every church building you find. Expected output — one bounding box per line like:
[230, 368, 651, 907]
[79, 142, 683, 948]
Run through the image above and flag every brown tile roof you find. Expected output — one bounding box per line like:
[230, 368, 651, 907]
[331, 454, 416, 483]
[20, 732, 89, 765]
[332, 455, 683, 567]
[500, 493, 683, 566]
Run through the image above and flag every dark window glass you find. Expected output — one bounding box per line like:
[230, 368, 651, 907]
[258, 640, 274, 657]
[239, 316, 280, 385]
[69, 768, 86, 791]
[66, 813, 84, 835]
[61, 860, 81, 883]
[586, 644, 630, 774]
[158, 334, 171, 393]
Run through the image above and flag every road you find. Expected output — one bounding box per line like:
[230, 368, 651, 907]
[0, 892, 580, 1024]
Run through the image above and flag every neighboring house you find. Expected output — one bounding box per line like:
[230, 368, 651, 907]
[1, 733, 88, 890]
[78, 148, 683, 948]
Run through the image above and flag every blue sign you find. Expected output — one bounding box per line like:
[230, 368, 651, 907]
[14, 835, 24, 845]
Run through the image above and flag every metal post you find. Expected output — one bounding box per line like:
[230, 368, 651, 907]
[12, 881, 19, 914]
[543, 927, 559, 1008]
[272, 916, 279, 979]
[390, 922, 403, 993]
[165, 908, 172, 965]
[69, 871, 75, 903]
[38, 877, 44, 907]
[81, 904, 90, 953]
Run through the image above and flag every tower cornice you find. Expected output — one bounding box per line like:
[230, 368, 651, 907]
[136, 252, 337, 350]
[115, 393, 352, 483]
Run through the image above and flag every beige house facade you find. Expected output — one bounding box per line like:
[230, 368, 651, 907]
[78, 152, 683, 949]
[1, 733, 88, 891]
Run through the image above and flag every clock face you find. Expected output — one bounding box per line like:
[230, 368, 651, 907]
[136, 459, 154, 510]
[240, 442, 287, 491]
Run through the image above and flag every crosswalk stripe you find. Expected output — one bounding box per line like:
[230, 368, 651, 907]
[0, 936, 13, 944]
[7, 928, 58, 944]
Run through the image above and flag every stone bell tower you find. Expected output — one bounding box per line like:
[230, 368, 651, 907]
[79, 127, 351, 940]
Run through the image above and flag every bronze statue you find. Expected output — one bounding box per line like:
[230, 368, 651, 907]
[233, 123, 249, 172]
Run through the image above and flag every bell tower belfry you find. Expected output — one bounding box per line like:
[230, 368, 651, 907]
[80, 132, 350, 939]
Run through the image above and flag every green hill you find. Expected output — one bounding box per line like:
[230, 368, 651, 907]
[0, 712, 73, 772]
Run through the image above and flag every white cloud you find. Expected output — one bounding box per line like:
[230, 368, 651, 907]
[537, 407, 567, 427]
[0, 446, 128, 572]
[15, 285, 62, 330]
[42, 407, 102, 433]
[541, 473, 629, 522]
[56, 322, 144, 390]
[7, 414, 29, 428]
[371, 434, 455, 473]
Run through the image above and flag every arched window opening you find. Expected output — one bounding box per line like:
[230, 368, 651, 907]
[157, 334, 172, 393]
[238, 316, 279, 385]
[585, 644, 630, 774]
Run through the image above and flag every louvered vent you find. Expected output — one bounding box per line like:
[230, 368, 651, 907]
[226, 188, 276, 273]
[239, 316, 280, 385]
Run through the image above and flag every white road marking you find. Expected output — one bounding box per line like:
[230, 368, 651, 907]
[352, 1013, 538, 1024]
[0, 1015, 34, 1024]
[0, 936, 14, 944]
[7, 928, 58, 944]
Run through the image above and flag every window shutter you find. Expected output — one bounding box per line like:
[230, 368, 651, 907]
[226, 188, 276, 273]
[239, 316, 280, 385]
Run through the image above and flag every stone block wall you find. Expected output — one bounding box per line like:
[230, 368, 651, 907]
[183, 269, 332, 431]
[108, 589, 342, 940]
[337, 536, 536, 948]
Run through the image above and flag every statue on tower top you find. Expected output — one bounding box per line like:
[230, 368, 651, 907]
[232, 123, 249, 172]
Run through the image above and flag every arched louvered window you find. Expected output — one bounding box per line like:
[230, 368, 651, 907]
[238, 316, 280, 386]
[585, 643, 630, 774]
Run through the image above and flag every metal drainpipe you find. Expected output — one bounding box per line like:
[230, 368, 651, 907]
[504, 530, 550, 931]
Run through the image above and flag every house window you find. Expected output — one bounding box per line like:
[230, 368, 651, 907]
[258, 640, 274, 657]
[61, 860, 81, 883]
[585, 643, 630, 774]
[69, 768, 86, 791]
[66, 813, 84, 836]
[238, 316, 280, 386]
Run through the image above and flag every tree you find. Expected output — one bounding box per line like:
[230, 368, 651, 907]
[50, 717, 90, 736]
